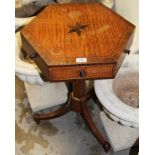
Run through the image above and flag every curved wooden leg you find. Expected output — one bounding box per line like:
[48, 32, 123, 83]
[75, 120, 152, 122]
[80, 97, 111, 152]
[33, 97, 71, 122]
[33, 117, 40, 124]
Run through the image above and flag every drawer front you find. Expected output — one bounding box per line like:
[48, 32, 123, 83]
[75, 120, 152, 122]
[50, 64, 114, 81]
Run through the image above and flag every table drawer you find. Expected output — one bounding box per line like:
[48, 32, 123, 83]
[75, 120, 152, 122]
[50, 64, 114, 81]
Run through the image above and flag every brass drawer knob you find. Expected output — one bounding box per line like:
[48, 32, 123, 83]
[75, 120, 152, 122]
[30, 53, 39, 59]
[124, 49, 130, 55]
[79, 70, 86, 77]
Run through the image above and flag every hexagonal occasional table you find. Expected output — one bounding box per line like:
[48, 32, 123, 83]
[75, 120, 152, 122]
[21, 3, 135, 152]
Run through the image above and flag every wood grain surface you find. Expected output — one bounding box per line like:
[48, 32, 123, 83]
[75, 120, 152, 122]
[21, 3, 135, 151]
[21, 3, 135, 66]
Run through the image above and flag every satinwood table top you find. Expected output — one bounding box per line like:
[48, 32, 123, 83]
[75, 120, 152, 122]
[21, 3, 135, 67]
